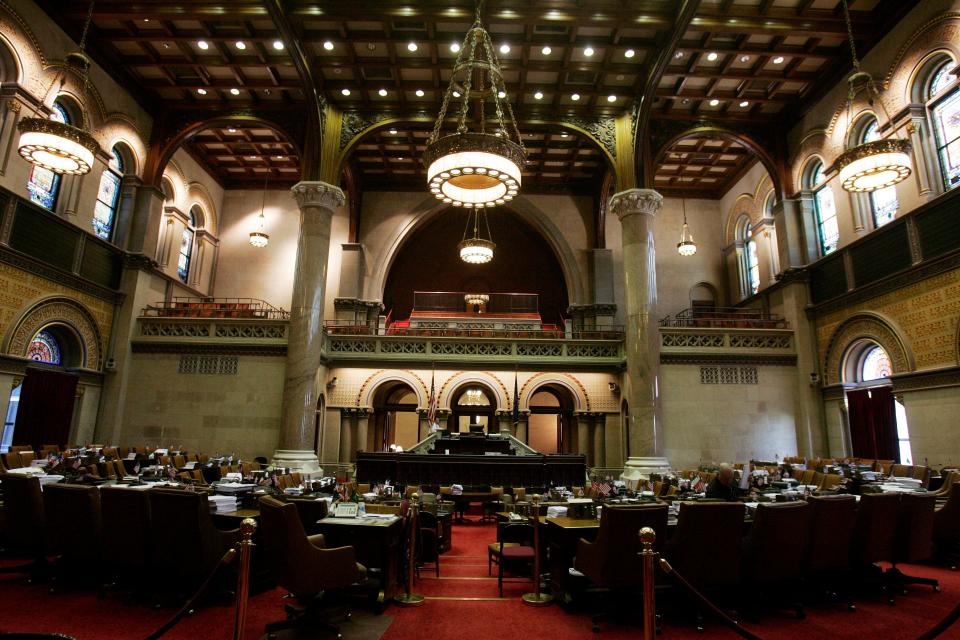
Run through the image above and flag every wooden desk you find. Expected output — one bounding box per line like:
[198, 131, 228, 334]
[544, 516, 600, 606]
[315, 515, 405, 600]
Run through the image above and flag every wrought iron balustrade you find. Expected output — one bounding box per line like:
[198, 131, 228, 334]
[142, 297, 290, 320]
[659, 306, 787, 329]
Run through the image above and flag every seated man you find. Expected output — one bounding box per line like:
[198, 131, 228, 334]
[705, 463, 738, 501]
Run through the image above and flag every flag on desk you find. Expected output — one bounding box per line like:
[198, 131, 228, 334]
[512, 370, 520, 425]
[592, 480, 612, 497]
[426, 369, 438, 427]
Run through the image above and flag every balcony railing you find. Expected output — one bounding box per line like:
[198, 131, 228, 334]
[659, 307, 787, 329]
[412, 291, 539, 314]
[142, 297, 290, 320]
[324, 320, 624, 340]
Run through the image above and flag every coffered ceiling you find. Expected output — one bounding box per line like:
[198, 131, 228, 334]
[40, 0, 918, 196]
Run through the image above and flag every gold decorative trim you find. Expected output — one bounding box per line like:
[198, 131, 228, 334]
[423, 132, 526, 171]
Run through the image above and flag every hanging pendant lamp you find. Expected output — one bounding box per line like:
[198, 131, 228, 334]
[249, 173, 270, 248]
[832, 0, 911, 193]
[424, 0, 526, 209]
[17, 1, 100, 175]
[458, 208, 495, 264]
[677, 200, 697, 256]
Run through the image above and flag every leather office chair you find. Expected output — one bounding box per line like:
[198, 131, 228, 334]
[741, 502, 810, 618]
[259, 496, 366, 636]
[287, 497, 329, 536]
[0, 474, 46, 572]
[99, 486, 152, 595]
[911, 466, 932, 489]
[933, 482, 960, 569]
[42, 484, 102, 590]
[417, 510, 441, 578]
[850, 492, 901, 602]
[890, 463, 911, 478]
[575, 504, 668, 631]
[802, 495, 857, 610]
[887, 492, 940, 594]
[1, 452, 22, 470]
[147, 488, 240, 599]
[817, 473, 843, 491]
[664, 502, 745, 632]
[489, 522, 535, 597]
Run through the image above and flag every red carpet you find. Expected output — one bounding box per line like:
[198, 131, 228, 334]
[1, 515, 959, 639]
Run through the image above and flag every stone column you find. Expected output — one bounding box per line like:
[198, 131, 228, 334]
[592, 414, 606, 468]
[355, 409, 370, 457]
[274, 181, 344, 473]
[609, 188, 670, 480]
[575, 412, 592, 463]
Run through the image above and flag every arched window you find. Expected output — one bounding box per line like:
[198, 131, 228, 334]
[928, 59, 960, 190]
[26, 102, 68, 210]
[736, 216, 759, 297]
[859, 344, 892, 381]
[177, 206, 198, 283]
[92, 146, 123, 240]
[859, 119, 899, 227]
[849, 343, 912, 463]
[808, 161, 838, 256]
[746, 239, 759, 295]
[27, 329, 61, 365]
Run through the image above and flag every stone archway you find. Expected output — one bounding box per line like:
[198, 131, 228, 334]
[5, 297, 103, 370]
[823, 313, 914, 386]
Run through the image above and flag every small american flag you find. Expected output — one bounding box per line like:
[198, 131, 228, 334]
[592, 480, 612, 497]
[692, 476, 705, 492]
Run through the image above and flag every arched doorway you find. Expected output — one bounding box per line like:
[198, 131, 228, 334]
[449, 385, 498, 434]
[527, 385, 577, 454]
[371, 383, 420, 451]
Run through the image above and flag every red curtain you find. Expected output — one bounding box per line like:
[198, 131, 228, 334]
[12, 367, 79, 451]
[847, 387, 899, 461]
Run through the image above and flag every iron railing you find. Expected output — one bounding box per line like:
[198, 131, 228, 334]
[142, 297, 290, 320]
[659, 306, 787, 329]
[412, 291, 539, 314]
[323, 320, 623, 340]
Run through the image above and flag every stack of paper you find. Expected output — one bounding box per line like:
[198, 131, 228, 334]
[209, 494, 239, 512]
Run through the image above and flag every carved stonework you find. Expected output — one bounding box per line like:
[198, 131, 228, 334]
[339, 111, 393, 151]
[291, 181, 345, 210]
[561, 116, 617, 159]
[823, 316, 912, 386]
[6, 100, 20, 113]
[7, 298, 103, 370]
[608, 188, 663, 221]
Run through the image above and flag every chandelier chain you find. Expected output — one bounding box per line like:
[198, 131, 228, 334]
[840, 0, 860, 71]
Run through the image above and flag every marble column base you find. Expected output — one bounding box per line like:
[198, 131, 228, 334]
[272, 449, 323, 476]
[621, 456, 672, 488]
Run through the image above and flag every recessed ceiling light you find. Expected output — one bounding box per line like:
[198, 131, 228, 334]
[571, 93, 580, 101]
[379, 88, 388, 97]
[235, 41, 246, 50]
[397, 157, 404, 161]
[682, 98, 690, 104]
[230, 88, 240, 95]
[453, 91, 461, 97]
[274, 156, 283, 160]
[227, 128, 237, 133]
[341, 88, 351, 96]
[773, 56, 784, 64]
[197, 40, 209, 50]
[197, 88, 207, 95]
[607, 94, 617, 102]
[389, 129, 398, 135]
[674, 51, 684, 59]
[739, 100, 749, 107]
[541, 46, 552, 55]
[561, 133, 569, 138]
[709, 98, 720, 106]
[163, 43, 170, 49]
[625, 49, 636, 58]
[534, 91, 544, 100]
[740, 55, 750, 63]
[407, 42, 418, 52]
[583, 46, 595, 57]
[498, 90, 506, 98]
[323, 41, 334, 51]
[450, 42, 460, 53]
[500, 43, 510, 54]
[707, 52, 718, 61]
[143, 18, 150, 22]
[415, 89, 425, 97]
[273, 40, 284, 50]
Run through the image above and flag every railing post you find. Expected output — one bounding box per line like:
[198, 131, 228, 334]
[232, 517, 257, 640]
[395, 492, 426, 606]
[522, 494, 553, 606]
[640, 526, 657, 640]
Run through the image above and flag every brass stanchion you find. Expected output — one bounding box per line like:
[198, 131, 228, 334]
[232, 517, 257, 640]
[640, 526, 657, 640]
[395, 492, 426, 607]
[522, 494, 553, 606]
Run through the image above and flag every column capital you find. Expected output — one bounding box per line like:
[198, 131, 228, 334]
[292, 181, 345, 210]
[609, 188, 663, 222]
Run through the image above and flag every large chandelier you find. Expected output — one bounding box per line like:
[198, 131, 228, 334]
[677, 200, 697, 257]
[461, 388, 488, 406]
[17, 1, 100, 176]
[249, 173, 270, 248]
[464, 293, 489, 306]
[424, 3, 526, 209]
[458, 209, 495, 264]
[831, 0, 911, 193]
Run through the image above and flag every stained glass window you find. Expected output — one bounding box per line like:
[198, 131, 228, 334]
[932, 87, 960, 191]
[27, 330, 61, 365]
[178, 209, 196, 283]
[93, 147, 124, 240]
[26, 103, 69, 210]
[930, 63, 957, 99]
[860, 345, 892, 381]
[811, 163, 838, 255]
[861, 119, 900, 226]
[747, 239, 760, 295]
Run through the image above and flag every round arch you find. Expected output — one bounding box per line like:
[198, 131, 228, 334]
[520, 372, 588, 412]
[365, 195, 587, 306]
[823, 312, 914, 386]
[356, 369, 429, 409]
[439, 371, 508, 411]
[4, 296, 103, 370]
[144, 115, 302, 188]
[653, 126, 785, 202]
[0, 32, 22, 83]
[186, 183, 219, 236]
[724, 194, 756, 245]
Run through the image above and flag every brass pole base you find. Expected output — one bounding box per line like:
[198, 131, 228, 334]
[394, 593, 426, 607]
[521, 592, 554, 607]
